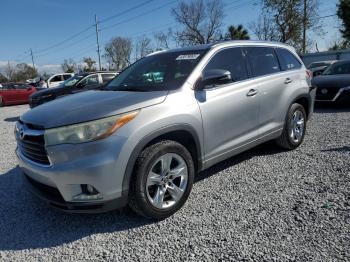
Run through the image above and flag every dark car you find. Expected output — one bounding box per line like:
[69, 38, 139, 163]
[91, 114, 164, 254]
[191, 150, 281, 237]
[307, 60, 336, 77]
[0, 83, 37, 106]
[312, 60, 350, 105]
[29, 72, 117, 108]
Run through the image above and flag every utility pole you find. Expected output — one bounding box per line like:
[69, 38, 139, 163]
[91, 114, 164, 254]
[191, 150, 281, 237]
[95, 14, 102, 71]
[302, 0, 307, 54]
[30, 48, 36, 71]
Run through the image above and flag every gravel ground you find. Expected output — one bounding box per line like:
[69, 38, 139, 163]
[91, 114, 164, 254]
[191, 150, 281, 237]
[0, 104, 349, 261]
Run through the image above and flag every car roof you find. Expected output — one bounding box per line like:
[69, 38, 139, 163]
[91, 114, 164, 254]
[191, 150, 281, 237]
[150, 40, 294, 56]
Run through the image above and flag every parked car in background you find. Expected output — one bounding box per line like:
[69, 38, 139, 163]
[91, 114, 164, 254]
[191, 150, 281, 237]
[308, 60, 336, 77]
[312, 60, 350, 105]
[46, 73, 74, 88]
[0, 83, 37, 106]
[16, 41, 315, 219]
[29, 71, 118, 108]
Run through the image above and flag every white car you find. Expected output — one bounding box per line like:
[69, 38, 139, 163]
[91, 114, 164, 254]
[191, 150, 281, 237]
[46, 73, 74, 88]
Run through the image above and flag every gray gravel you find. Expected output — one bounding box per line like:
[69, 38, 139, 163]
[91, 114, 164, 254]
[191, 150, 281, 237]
[0, 104, 349, 261]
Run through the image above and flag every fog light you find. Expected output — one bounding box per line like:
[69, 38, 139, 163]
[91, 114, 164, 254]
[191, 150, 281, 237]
[81, 184, 99, 195]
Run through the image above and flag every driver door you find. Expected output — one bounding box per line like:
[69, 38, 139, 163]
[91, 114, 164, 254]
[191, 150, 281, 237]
[195, 47, 260, 166]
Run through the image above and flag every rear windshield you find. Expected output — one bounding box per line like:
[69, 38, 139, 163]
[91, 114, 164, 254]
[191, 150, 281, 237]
[106, 50, 208, 91]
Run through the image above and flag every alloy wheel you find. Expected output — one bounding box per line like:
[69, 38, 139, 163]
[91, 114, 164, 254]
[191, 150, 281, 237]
[146, 153, 188, 209]
[289, 110, 305, 143]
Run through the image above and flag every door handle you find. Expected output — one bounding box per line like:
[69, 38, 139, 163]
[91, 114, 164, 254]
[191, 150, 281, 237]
[246, 89, 258, 97]
[284, 78, 293, 84]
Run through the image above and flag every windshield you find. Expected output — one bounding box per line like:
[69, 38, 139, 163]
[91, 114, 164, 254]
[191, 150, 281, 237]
[106, 50, 208, 91]
[59, 75, 85, 87]
[323, 62, 350, 75]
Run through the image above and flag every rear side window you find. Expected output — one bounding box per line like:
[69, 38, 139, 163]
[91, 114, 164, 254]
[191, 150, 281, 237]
[204, 47, 248, 82]
[51, 75, 62, 82]
[246, 47, 280, 77]
[276, 48, 302, 71]
[101, 74, 115, 83]
[63, 74, 72, 80]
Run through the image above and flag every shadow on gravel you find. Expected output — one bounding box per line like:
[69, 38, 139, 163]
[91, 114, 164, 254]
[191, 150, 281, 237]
[314, 104, 350, 113]
[0, 142, 283, 251]
[321, 146, 350, 153]
[195, 141, 283, 183]
[0, 167, 154, 251]
[4, 116, 20, 122]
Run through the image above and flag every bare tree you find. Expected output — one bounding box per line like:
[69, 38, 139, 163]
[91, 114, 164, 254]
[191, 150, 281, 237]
[134, 35, 153, 60]
[171, 0, 224, 46]
[257, 0, 321, 53]
[154, 29, 173, 50]
[250, 9, 278, 41]
[104, 37, 132, 71]
[4, 61, 15, 81]
[61, 58, 76, 73]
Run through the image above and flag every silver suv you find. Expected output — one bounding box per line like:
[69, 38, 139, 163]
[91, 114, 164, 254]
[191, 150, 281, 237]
[15, 41, 315, 219]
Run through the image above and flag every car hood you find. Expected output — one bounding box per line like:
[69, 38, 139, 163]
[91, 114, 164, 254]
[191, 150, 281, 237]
[30, 85, 70, 98]
[21, 90, 168, 129]
[312, 74, 350, 89]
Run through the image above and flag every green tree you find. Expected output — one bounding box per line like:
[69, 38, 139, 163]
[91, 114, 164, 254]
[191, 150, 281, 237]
[61, 58, 76, 73]
[225, 25, 250, 40]
[0, 73, 8, 83]
[337, 0, 350, 46]
[12, 63, 38, 82]
[83, 57, 96, 72]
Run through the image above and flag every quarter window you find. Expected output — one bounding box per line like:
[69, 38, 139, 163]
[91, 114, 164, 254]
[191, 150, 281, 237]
[246, 47, 280, 77]
[101, 74, 116, 83]
[204, 48, 248, 82]
[276, 48, 302, 71]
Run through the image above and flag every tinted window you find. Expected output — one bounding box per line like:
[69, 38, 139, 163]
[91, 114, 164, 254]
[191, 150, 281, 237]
[80, 74, 99, 86]
[323, 62, 350, 75]
[51, 75, 62, 82]
[63, 74, 72, 80]
[246, 47, 280, 77]
[107, 50, 207, 91]
[204, 48, 248, 82]
[276, 48, 302, 71]
[101, 74, 115, 83]
[13, 84, 29, 90]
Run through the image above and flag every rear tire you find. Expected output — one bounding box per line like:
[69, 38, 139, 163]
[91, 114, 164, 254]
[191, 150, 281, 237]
[0, 96, 3, 107]
[276, 103, 306, 150]
[129, 140, 195, 220]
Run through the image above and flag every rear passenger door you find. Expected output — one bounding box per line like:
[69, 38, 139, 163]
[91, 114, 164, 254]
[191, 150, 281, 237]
[245, 46, 286, 136]
[196, 47, 259, 165]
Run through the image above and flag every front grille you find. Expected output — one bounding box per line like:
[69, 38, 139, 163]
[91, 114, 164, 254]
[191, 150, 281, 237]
[16, 122, 50, 165]
[316, 87, 339, 101]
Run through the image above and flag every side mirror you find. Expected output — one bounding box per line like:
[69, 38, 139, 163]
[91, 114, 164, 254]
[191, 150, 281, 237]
[197, 69, 232, 90]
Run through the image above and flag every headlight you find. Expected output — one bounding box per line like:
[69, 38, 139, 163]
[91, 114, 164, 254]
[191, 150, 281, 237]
[44, 110, 139, 146]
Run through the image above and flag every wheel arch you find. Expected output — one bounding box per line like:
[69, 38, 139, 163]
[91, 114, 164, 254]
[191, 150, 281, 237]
[121, 124, 203, 200]
[292, 94, 312, 120]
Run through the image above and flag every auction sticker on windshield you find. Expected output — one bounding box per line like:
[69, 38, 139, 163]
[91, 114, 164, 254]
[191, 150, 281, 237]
[176, 54, 201, 60]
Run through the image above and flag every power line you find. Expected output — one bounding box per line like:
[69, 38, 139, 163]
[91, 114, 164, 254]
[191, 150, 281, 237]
[100, 0, 155, 24]
[100, 0, 179, 31]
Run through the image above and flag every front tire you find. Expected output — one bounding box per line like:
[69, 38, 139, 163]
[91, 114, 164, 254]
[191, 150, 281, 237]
[276, 103, 307, 150]
[129, 140, 195, 219]
[0, 96, 3, 107]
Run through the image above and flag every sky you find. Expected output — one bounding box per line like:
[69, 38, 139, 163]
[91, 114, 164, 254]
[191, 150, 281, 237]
[0, 0, 340, 75]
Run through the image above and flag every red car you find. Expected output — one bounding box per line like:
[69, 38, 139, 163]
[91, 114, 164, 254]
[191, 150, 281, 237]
[0, 83, 37, 106]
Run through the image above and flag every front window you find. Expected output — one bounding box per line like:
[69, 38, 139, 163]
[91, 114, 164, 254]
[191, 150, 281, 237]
[59, 75, 85, 87]
[106, 50, 208, 91]
[323, 62, 350, 75]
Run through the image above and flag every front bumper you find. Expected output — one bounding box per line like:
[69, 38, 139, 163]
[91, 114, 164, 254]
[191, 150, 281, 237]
[23, 173, 127, 213]
[316, 87, 350, 103]
[16, 134, 131, 213]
